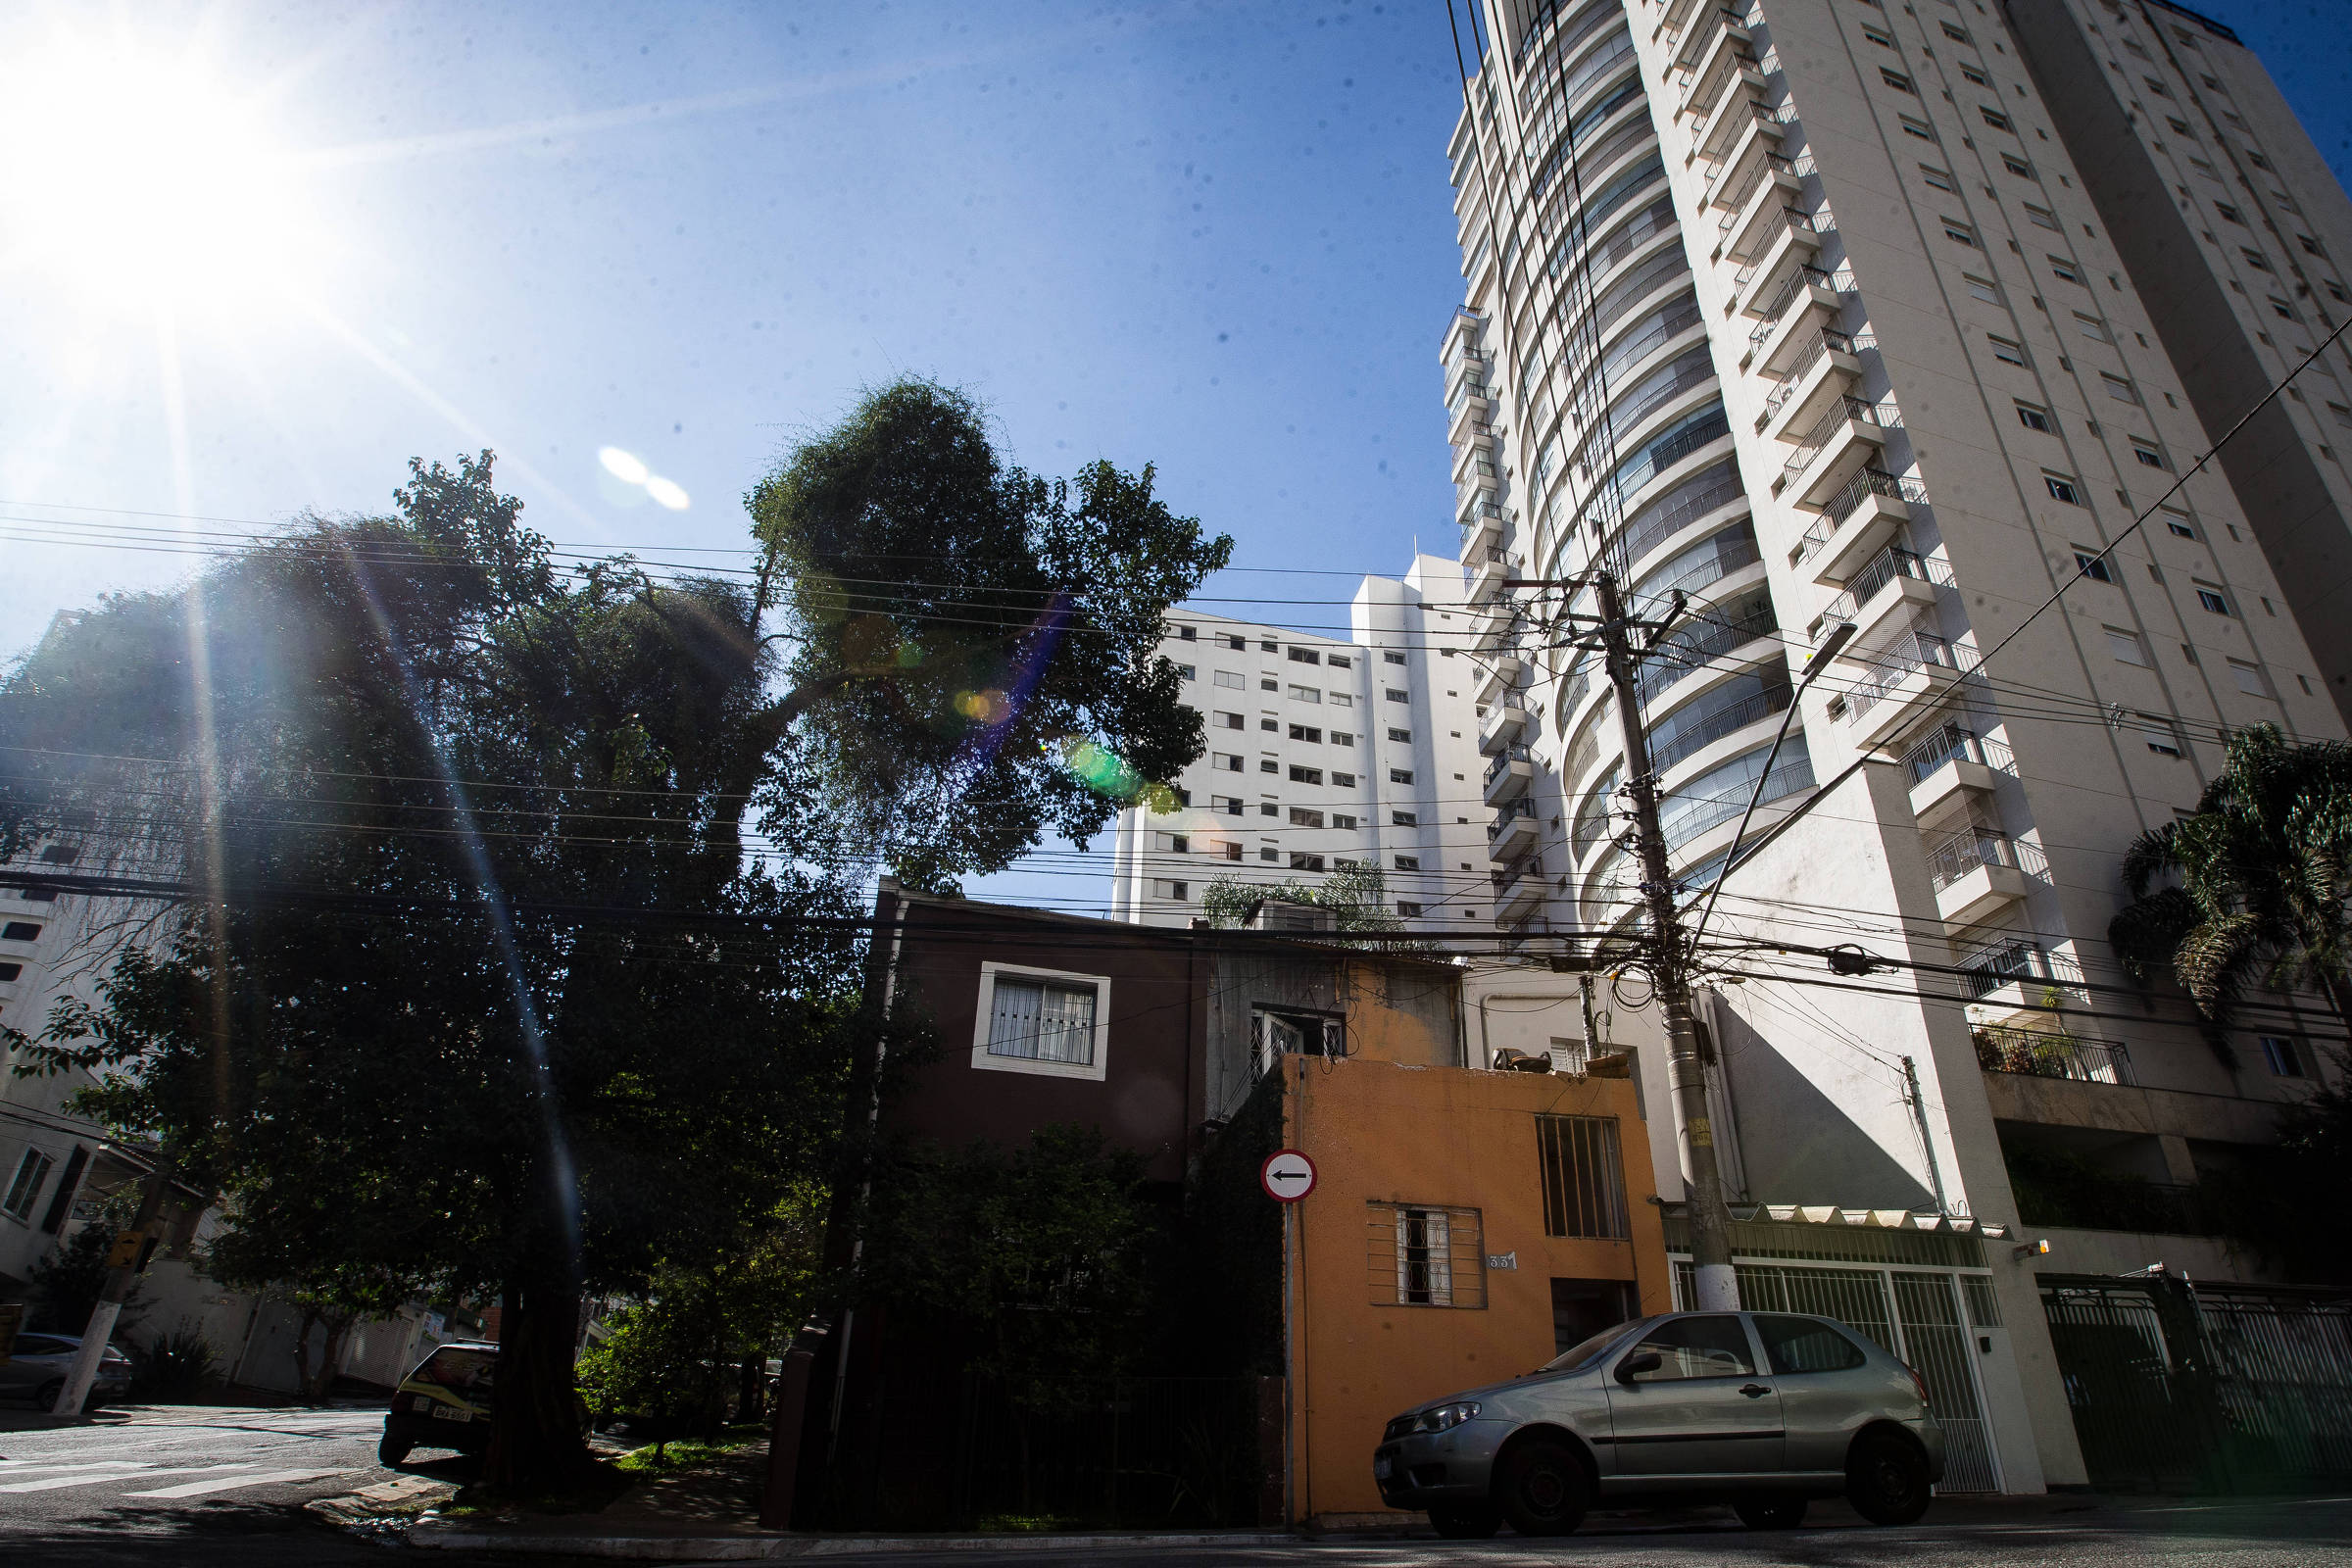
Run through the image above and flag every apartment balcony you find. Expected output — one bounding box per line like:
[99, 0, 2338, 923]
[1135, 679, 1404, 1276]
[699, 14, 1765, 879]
[1473, 653, 1526, 708]
[1959, 938, 2082, 1017]
[1441, 308, 1485, 367]
[1748, 268, 1848, 375]
[1483, 744, 1535, 807]
[1795, 467, 1927, 586]
[1705, 139, 1792, 219]
[1673, 5, 1750, 70]
[1478, 696, 1532, 755]
[1679, 21, 1761, 119]
[1904, 724, 2010, 818]
[1446, 384, 1496, 447]
[1778, 396, 1896, 507]
[1814, 545, 1944, 652]
[1493, 855, 1546, 924]
[1473, 602, 1518, 655]
[1758, 327, 1864, 440]
[1487, 797, 1540, 861]
[1695, 100, 1790, 187]
[1653, 0, 1707, 46]
[1838, 628, 1973, 748]
[1467, 550, 1518, 607]
[1730, 205, 1826, 290]
[1927, 825, 2032, 926]
[1459, 502, 1503, 559]
[1716, 159, 1806, 267]
[1973, 1023, 2134, 1086]
[1445, 347, 1494, 405]
[1456, 484, 1501, 529]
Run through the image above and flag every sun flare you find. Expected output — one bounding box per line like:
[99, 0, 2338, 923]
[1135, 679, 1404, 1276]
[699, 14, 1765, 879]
[0, 41, 313, 312]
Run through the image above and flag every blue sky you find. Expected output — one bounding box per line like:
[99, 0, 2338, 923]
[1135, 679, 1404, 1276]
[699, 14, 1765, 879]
[0, 0, 2341, 912]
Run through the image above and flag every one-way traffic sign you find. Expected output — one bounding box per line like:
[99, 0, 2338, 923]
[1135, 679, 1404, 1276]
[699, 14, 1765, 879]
[1259, 1149, 1317, 1203]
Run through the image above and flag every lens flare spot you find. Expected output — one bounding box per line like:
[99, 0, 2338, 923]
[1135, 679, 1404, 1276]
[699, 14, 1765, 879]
[957, 688, 1013, 725]
[644, 475, 690, 511]
[1055, 737, 1152, 803]
[598, 446, 650, 485]
[896, 643, 925, 668]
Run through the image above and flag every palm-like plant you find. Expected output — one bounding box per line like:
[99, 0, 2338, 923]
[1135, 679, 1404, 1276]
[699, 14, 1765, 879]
[2108, 723, 2352, 1060]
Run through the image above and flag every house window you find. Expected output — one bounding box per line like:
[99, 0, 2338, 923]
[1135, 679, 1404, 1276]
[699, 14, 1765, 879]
[2, 1148, 53, 1221]
[1289, 852, 1327, 872]
[2106, 628, 2147, 665]
[2016, 401, 2052, 432]
[1290, 807, 1326, 828]
[1332, 812, 1358, 830]
[1288, 684, 1321, 704]
[1330, 730, 1354, 747]
[1, 921, 42, 943]
[1922, 165, 1956, 193]
[2229, 659, 2270, 697]
[2074, 549, 2111, 580]
[2134, 443, 2170, 469]
[1328, 654, 1352, 670]
[1967, 274, 2000, 304]
[1332, 770, 1358, 787]
[2102, 373, 2139, 403]
[1254, 1007, 1344, 1075]
[2049, 255, 2084, 284]
[2260, 1035, 2307, 1077]
[1395, 854, 1421, 870]
[1390, 768, 1415, 785]
[1981, 106, 2012, 131]
[1289, 724, 1322, 743]
[2241, 248, 2274, 272]
[1538, 1114, 1631, 1240]
[1962, 63, 1990, 86]
[1173, 623, 1197, 641]
[2195, 586, 2232, 615]
[1372, 1202, 1486, 1308]
[1989, 334, 2028, 366]
[2003, 154, 2034, 178]
[2024, 202, 2061, 231]
[1943, 220, 1979, 248]
[2139, 712, 2184, 757]
[1384, 651, 1407, 665]
[2163, 512, 2194, 537]
[1384, 687, 1409, 704]
[1396, 901, 1423, 916]
[1213, 670, 1244, 689]
[1288, 646, 1321, 664]
[1392, 810, 1419, 827]
[1289, 764, 1324, 784]
[1176, 664, 1196, 681]
[1898, 114, 1936, 141]
[2048, 475, 2084, 506]
[1881, 68, 1917, 95]
[975, 965, 1107, 1078]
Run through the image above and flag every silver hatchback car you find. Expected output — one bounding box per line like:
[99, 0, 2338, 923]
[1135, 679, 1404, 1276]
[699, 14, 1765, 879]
[1373, 1310, 1942, 1538]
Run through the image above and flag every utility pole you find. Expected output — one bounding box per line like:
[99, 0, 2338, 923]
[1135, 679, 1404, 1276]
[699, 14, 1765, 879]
[1591, 571, 1740, 1311]
[53, 1156, 172, 1417]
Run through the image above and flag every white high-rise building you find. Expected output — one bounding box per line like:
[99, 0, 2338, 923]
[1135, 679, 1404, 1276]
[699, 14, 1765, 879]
[1110, 554, 1509, 933]
[1418, 0, 2350, 1495]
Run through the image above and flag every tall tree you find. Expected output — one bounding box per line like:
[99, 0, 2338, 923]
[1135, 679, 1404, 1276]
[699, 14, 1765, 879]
[2109, 722, 2352, 1056]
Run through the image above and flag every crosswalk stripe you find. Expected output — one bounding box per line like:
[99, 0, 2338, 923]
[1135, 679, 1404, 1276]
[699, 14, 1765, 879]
[124, 1466, 350, 1498]
[0, 1459, 153, 1474]
[0, 1463, 258, 1494]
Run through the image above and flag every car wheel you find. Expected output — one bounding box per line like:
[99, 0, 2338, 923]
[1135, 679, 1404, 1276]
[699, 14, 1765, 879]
[36, 1380, 65, 1412]
[379, 1436, 414, 1468]
[1429, 1502, 1499, 1539]
[1733, 1495, 1808, 1530]
[1846, 1429, 1932, 1526]
[1494, 1438, 1591, 1537]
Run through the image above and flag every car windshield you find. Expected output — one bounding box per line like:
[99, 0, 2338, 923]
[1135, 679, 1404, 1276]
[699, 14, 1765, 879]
[1540, 1316, 1651, 1374]
[412, 1348, 496, 1396]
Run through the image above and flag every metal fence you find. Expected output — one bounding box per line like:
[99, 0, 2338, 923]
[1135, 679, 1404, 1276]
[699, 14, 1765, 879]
[2040, 1274, 2352, 1493]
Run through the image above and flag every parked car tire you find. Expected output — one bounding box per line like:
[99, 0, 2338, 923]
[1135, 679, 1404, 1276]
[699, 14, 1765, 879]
[1845, 1429, 1932, 1526]
[36, 1380, 64, 1412]
[379, 1437, 414, 1468]
[1494, 1438, 1591, 1537]
[1428, 1502, 1499, 1539]
[1734, 1495, 1808, 1530]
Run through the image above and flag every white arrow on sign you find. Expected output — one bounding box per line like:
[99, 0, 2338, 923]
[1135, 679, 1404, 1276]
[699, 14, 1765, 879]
[1260, 1149, 1317, 1202]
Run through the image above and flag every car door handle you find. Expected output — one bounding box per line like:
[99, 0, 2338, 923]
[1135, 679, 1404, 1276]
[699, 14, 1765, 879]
[1739, 1384, 1771, 1398]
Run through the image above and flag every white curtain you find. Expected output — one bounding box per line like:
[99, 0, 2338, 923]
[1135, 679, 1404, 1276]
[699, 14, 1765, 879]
[988, 978, 1096, 1064]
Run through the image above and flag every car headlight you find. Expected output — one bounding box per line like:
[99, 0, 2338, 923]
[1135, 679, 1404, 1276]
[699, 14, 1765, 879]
[1415, 1400, 1481, 1433]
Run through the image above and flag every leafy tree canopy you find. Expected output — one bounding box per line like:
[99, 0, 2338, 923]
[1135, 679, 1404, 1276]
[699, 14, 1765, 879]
[1200, 863, 1403, 933]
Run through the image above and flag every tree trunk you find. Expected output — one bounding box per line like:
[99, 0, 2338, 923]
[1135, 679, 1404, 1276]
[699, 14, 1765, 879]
[483, 1278, 597, 1491]
[309, 1312, 358, 1404]
[291, 1306, 320, 1406]
[737, 1351, 765, 1424]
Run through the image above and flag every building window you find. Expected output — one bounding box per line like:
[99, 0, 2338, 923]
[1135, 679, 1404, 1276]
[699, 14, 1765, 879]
[2074, 549, 2111, 580]
[1385, 688, 1409, 704]
[2048, 475, 2085, 506]
[1290, 807, 1326, 828]
[2102, 373, 2139, 403]
[1213, 753, 1242, 772]
[1863, 25, 1894, 48]
[1, 921, 42, 943]
[2139, 712, 2185, 757]
[1328, 691, 1353, 708]
[1176, 663, 1196, 681]
[1254, 1007, 1344, 1075]
[2049, 255, 2084, 284]
[1898, 114, 1936, 141]
[1288, 852, 1327, 872]
[2024, 202, 2061, 230]
[1288, 684, 1321, 704]
[2143, 75, 2173, 99]
[1941, 20, 1971, 42]
[1259, 846, 1281, 860]
[2016, 401, 2052, 432]
[1943, 220, 1979, 248]
[2076, 312, 2111, 342]
[1328, 654, 1352, 670]
[1371, 1202, 1486, 1308]
[1392, 810, 1418, 827]
[2163, 512, 2194, 537]
[2003, 154, 2034, 178]
[1287, 646, 1321, 664]
[1881, 68, 1917, 95]
[1989, 334, 2028, 366]
[1213, 670, 1244, 689]
[2106, 628, 2147, 665]
[2167, 116, 2193, 137]
[0, 962, 23, 982]
[1962, 63, 1990, 86]
[1396, 901, 1423, 916]
[1222, 633, 1247, 651]
[1384, 651, 1407, 665]
[1966, 274, 2000, 304]
[2229, 659, 2270, 697]
[1981, 106, 2012, 131]
[1173, 623, 1197, 641]
[1289, 723, 1322, 742]
[2214, 202, 2244, 226]
[1260, 677, 1280, 692]
[1332, 812, 1358, 830]
[1330, 730, 1354, 747]
[2299, 234, 2328, 259]
[1395, 854, 1421, 870]
[1922, 165, 1956, 192]
[2134, 443, 2170, 469]
[2196, 586, 2232, 615]
[2241, 248, 2275, 272]
[2, 1148, 53, 1221]
[1217, 711, 1243, 730]
[1390, 768, 1414, 785]
[1332, 770, 1358, 787]
[2260, 1035, 2306, 1077]
[1289, 764, 1324, 784]
[974, 964, 1108, 1078]
[1538, 1114, 1630, 1240]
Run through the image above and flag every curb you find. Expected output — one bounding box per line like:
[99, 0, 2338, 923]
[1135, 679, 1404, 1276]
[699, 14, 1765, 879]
[405, 1523, 1300, 1560]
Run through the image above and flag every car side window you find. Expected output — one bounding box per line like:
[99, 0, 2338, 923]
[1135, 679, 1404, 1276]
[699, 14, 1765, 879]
[1621, 1314, 1755, 1382]
[1754, 1314, 1868, 1374]
[14, 1335, 64, 1355]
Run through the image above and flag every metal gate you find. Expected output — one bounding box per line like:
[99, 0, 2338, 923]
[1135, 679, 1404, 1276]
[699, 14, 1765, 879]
[2041, 1274, 2352, 1494]
[1675, 1258, 2002, 1492]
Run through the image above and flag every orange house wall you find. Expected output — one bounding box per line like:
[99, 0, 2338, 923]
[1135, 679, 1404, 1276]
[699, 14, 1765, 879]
[1280, 1055, 1671, 1521]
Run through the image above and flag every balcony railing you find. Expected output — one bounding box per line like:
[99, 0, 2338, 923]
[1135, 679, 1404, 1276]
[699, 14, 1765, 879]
[1611, 462, 1743, 567]
[1747, 266, 1840, 346]
[1712, 151, 1796, 220]
[1958, 937, 2082, 1001]
[1925, 825, 2021, 892]
[1731, 207, 1832, 283]
[1782, 396, 1900, 486]
[1648, 680, 1792, 774]
[1794, 468, 1930, 564]
[1487, 797, 1538, 844]
[1973, 1024, 2134, 1085]
[1817, 546, 1947, 632]
[1845, 630, 1970, 722]
[1760, 328, 1863, 423]
[1638, 594, 1778, 705]
[1696, 99, 1796, 178]
[1902, 722, 2014, 786]
[1492, 855, 1544, 895]
[1679, 43, 1761, 120]
[1483, 744, 1534, 787]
